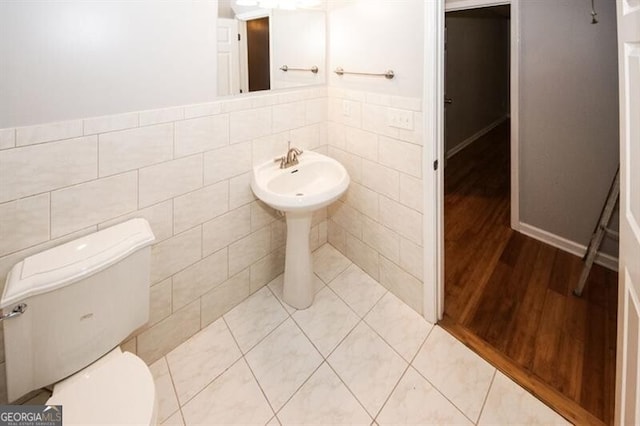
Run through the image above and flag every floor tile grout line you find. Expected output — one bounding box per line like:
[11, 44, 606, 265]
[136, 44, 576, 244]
[169, 319, 245, 411]
[240, 355, 279, 419]
[408, 360, 479, 425]
[475, 369, 498, 425]
[406, 326, 433, 366]
[242, 314, 324, 413]
[320, 315, 409, 421]
[327, 269, 389, 320]
[276, 246, 439, 421]
[323, 356, 375, 423]
[263, 278, 337, 362]
[408, 332, 484, 425]
[175, 356, 246, 416]
[288, 313, 330, 362]
[371, 358, 414, 422]
[161, 355, 186, 424]
[224, 294, 327, 418]
[168, 242, 446, 425]
[360, 302, 428, 363]
[326, 262, 433, 366]
[223, 287, 290, 356]
[270, 360, 327, 419]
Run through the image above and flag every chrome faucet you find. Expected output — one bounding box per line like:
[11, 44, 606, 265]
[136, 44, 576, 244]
[274, 142, 303, 169]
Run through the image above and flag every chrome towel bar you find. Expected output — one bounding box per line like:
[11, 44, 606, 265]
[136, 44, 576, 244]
[333, 67, 395, 79]
[280, 65, 319, 74]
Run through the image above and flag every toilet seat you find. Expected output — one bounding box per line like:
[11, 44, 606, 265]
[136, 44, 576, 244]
[46, 347, 157, 426]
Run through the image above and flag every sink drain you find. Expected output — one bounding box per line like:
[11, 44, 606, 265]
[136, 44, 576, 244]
[296, 193, 304, 196]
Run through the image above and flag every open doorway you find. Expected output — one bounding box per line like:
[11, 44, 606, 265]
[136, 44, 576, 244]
[438, 1, 620, 424]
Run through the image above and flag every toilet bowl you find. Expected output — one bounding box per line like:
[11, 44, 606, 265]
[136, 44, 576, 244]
[46, 348, 157, 425]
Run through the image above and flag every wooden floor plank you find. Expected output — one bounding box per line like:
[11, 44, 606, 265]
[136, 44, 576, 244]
[443, 121, 617, 424]
[505, 243, 556, 368]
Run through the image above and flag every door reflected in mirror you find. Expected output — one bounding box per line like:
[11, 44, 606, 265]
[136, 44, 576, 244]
[217, 1, 326, 97]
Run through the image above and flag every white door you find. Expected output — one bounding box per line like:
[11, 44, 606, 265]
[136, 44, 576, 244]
[217, 18, 239, 96]
[615, 1, 640, 424]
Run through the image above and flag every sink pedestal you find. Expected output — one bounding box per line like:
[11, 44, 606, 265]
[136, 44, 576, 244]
[283, 211, 314, 309]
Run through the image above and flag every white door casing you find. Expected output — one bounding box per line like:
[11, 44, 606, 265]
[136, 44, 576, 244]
[425, 0, 519, 322]
[422, 0, 445, 323]
[217, 18, 240, 96]
[615, 1, 640, 424]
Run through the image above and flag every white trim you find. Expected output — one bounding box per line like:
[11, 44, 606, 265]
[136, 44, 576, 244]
[446, 115, 509, 159]
[423, 0, 445, 323]
[445, 0, 510, 12]
[519, 222, 619, 271]
[428, 0, 520, 322]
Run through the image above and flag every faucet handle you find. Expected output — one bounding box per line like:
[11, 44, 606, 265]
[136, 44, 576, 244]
[274, 156, 286, 169]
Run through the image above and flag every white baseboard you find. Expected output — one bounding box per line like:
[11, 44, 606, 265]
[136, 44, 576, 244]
[518, 222, 619, 272]
[446, 115, 509, 159]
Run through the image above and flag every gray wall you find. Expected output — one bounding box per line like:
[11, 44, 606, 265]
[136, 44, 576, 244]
[519, 0, 619, 256]
[445, 11, 509, 154]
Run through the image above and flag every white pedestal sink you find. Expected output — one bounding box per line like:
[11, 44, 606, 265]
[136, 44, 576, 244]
[251, 151, 350, 309]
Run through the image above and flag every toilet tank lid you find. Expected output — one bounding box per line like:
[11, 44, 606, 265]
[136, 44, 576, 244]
[1, 218, 155, 309]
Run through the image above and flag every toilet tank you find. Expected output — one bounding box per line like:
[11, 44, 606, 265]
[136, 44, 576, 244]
[1, 218, 155, 402]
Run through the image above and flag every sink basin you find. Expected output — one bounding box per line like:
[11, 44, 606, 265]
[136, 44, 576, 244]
[250, 151, 350, 309]
[251, 151, 349, 213]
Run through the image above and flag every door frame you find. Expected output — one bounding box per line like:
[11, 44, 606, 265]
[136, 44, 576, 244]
[422, 0, 520, 322]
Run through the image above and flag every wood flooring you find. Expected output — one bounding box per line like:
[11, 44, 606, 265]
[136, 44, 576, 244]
[441, 121, 618, 425]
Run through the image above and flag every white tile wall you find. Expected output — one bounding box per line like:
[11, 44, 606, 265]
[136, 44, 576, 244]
[230, 107, 272, 144]
[229, 172, 255, 209]
[16, 119, 83, 146]
[379, 195, 423, 245]
[378, 135, 422, 178]
[202, 205, 251, 256]
[327, 88, 424, 314]
[0, 193, 50, 256]
[50, 171, 138, 238]
[0, 85, 427, 403]
[0, 88, 328, 400]
[139, 106, 184, 126]
[0, 136, 98, 203]
[99, 199, 173, 242]
[0, 129, 15, 150]
[172, 248, 228, 310]
[173, 182, 228, 234]
[83, 112, 139, 135]
[98, 124, 173, 177]
[272, 101, 306, 133]
[362, 159, 400, 201]
[174, 115, 229, 158]
[148, 278, 172, 328]
[203, 142, 251, 184]
[139, 155, 203, 208]
[200, 270, 251, 327]
[150, 226, 202, 284]
[228, 227, 271, 276]
[345, 127, 378, 162]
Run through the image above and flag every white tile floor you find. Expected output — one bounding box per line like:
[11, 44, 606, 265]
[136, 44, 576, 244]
[152, 244, 571, 426]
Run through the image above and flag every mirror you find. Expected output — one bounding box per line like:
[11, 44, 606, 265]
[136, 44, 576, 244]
[217, 1, 326, 96]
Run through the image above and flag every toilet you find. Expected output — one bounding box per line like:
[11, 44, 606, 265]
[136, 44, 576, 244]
[1, 218, 158, 425]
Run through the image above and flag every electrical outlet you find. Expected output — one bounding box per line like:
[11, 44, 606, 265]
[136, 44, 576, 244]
[387, 108, 414, 130]
[342, 100, 352, 117]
